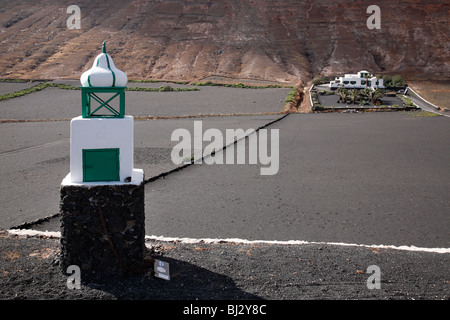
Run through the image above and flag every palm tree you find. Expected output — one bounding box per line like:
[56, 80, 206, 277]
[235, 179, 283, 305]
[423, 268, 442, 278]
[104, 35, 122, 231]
[364, 73, 371, 89]
[349, 89, 360, 104]
[336, 88, 348, 103]
[358, 88, 370, 105]
[367, 89, 384, 105]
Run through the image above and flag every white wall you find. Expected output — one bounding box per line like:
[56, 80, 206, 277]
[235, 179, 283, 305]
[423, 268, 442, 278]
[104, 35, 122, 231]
[69, 116, 135, 184]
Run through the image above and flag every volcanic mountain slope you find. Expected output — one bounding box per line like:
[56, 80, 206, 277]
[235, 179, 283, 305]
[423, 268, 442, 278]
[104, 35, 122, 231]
[0, 0, 448, 84]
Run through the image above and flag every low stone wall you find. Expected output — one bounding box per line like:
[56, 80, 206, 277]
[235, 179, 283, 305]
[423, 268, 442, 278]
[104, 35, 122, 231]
[60, 182, 145, 276]
[310, 88, 417, 113]
[313, 105, 418, 112]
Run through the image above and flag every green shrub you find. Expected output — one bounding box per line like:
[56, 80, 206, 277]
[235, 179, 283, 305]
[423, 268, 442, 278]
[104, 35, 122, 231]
[128, 79, 159, 83]
[285, 87, 297, 102]
[159, 85, 174, 92]
[0, 82, 79, 101]
[404, 97, 414, 107]
[392, 75, 405, 87]
[311, 75, 332, 85]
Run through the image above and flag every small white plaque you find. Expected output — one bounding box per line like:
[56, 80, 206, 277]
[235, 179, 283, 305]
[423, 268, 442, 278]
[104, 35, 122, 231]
[154, 259, 170, 280]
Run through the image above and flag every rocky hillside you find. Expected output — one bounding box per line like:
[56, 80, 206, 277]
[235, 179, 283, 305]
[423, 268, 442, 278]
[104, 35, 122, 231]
[0, 0, 448, 84]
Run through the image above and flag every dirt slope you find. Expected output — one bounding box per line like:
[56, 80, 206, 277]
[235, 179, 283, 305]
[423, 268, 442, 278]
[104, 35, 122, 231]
[0, 0, 448, 84]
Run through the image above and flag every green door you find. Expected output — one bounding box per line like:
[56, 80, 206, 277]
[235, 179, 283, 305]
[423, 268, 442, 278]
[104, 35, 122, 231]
[83, 148, 120, 182]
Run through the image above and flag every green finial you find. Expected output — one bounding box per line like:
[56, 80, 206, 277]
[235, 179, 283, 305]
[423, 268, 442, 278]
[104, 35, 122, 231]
[102, 42, 106, 54]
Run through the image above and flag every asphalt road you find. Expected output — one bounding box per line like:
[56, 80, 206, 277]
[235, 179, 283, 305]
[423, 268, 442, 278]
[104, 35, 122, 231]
[1, 83, 448, 249]
[143, 112, 450, 249]
[10, 111, 449, 250]
[0, 82, 290, 120]
[0, 115, 285, 229]
[409, 95, 450, 117]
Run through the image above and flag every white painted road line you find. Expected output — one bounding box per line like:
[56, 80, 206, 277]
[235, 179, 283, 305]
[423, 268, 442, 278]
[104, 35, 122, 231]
[7, 229, 450, 254]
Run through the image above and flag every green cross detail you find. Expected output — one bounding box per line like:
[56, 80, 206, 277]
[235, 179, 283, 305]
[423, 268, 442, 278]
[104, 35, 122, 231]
[81, 87, 125, 118]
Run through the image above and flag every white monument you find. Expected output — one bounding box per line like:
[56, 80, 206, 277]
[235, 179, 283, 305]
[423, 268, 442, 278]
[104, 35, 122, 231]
[60, 42, 146, 276]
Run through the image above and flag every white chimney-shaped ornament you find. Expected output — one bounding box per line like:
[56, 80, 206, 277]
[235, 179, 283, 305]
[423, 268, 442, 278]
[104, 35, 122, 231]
[62, 42, 143, 184]
[80, 42, 128, 87]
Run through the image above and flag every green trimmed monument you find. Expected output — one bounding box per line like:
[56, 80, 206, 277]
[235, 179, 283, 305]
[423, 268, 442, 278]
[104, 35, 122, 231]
[60, 43, 146, 276]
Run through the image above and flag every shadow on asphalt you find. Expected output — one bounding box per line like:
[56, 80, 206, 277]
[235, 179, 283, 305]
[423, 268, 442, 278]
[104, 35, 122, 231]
[81, 253, 263, 300]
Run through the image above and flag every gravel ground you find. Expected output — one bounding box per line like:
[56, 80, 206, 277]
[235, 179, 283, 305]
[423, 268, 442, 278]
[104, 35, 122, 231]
[1, 231, 448, 301]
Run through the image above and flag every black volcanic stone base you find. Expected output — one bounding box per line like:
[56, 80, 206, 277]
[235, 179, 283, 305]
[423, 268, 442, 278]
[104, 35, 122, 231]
[60, 182, 145, 277]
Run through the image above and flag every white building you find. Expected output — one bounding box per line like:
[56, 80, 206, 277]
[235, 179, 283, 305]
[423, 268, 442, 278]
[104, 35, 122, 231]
[329, 70, 384, 90]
